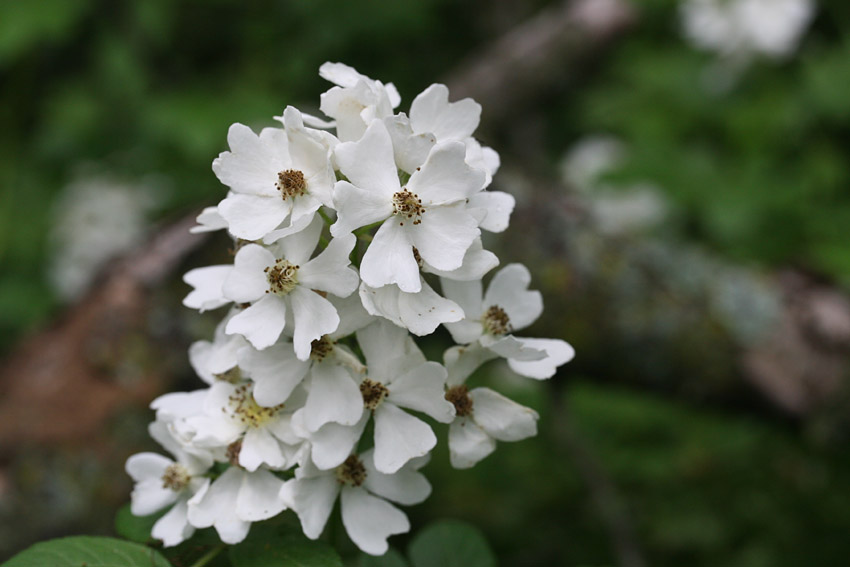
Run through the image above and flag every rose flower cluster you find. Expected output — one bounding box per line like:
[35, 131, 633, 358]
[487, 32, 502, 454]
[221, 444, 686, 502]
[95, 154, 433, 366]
[126, 62, 574, 556]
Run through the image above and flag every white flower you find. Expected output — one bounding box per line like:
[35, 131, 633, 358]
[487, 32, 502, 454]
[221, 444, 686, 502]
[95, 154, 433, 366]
[188, 310, 249, 385]
[303, 320, 454, 474]
[182, 381, 305, 472]
[442, 263, 575, 379]
[190, 205, 228, 234]
[125, 422, 213, 546]
[187, 466, 287, 544]
[681, 0, 815, 59]
[222, 216, 358, 355]
[442, 352, 539, 469]
[213, 107, 335, 242]
[281, 449, 430, 556]
[183, 265, 232, 312]
[318, 62, 401, 142]
[331, 120, 485, 293]
[358, 238, 498, 336]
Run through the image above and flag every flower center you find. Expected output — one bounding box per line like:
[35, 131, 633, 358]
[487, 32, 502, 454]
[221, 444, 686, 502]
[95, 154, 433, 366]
[310, 336, 335, 361]
[482, 305, 511, 336]
[392, 189, 424, 226]
[276, 169, 306, 200]
[229, 384, 284, 428]
[264, 259, 299, 296]
[336, 455, 367, 487]
[360, 378, 389, 411]
[161, 463, 191, 491]
[412, 246, 424, 268]
[445, 385, 474, 417]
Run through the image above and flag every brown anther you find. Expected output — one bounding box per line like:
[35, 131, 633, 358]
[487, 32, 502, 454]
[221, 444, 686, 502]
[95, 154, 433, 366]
[266, 259, 299, 296]
[276, 169, 306, 199]
[226, 439, 243, 466]
[445, 385, 474, 417]
[482, 305, 511, 336]
[335, 455, 367, 487]
[392, 189, 425, 225]
[412, 246, 423, 268]
[161, 463, 191, 491]
[360, 378, 389, 410]
[310, 336, 334, 361]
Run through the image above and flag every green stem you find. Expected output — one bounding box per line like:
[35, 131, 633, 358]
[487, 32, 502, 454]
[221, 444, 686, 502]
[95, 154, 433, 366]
[317, 207, 333, 225]
[190, 545, 226, 567]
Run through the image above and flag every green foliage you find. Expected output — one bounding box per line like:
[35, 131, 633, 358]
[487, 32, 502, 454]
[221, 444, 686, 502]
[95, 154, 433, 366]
[0, 536, 170, 567]
[407, 520, 496, 567]
[228, 523, 342, 567]
[358, 548, 408, 567]
[114, 504, 162, 544]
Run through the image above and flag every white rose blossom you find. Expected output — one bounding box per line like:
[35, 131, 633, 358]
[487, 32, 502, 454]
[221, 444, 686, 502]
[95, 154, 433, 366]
[129, 62, 574, 555]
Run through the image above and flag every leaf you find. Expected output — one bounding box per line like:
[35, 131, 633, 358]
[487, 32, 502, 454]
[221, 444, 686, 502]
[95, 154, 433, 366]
[408, 520, 496, 567]
[229, 533, 343, 567]
[358, 548, 408, 567]
[114, 504, 161, 544]
[1, 536, 170, 567]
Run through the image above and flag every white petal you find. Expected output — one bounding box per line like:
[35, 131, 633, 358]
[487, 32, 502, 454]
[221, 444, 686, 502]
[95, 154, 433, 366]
[126, 452, 172, 482]
[425, 238, 498, 281]
[280, 474, 340, 539]
[482, 334, 547, 362]
[361, 220, 420, 292]
[468, 191, 514, 233]
[356, 320, 410, 383]
[506, 337, 575, 379]
[289, 286, 340, 361]
[223, 244, 276, 303]
[299, 234, 359, 297]
[373, 403, 436, 474]
[183, 266, 232, 311]
[262, 207, 318, 244]
[410, 83, 481, 141]
[330, 180, 394, 236]
[359, 282, 404, 329]
[236, 468, 287, 521]
[384, 114, 435, 173]
[362, 450, 432, 505]
[240, 427, 286, 472]
[443, 343, 498, 387]
[319, 62, 364, 87]
[130, 479, 179, 517]
[309, 414, 369, 470]
[470, 387, 538, 442]
[341, 486, 409, 556]
[409, 141, 485, 204]
[411, 204, 480, 273]
[448, 418, 496, 469]
[330, 292, 375, 338]
[302, 362, 364, 432]
[276, 214, 324, 266]
[483, 263, 542, 331]
[152, 498, 195, 547]
[397, 279, 464, 336]
[187, 468, 250, 544]
[190, 206, 228, 234]
[213, 123, 286, 198]
[225, 295, 288, 350]
[334, 120, 399, 195]
[218, 193, 290, 241]
[239, 343, 310, 406]
[387, 362, 454, 423]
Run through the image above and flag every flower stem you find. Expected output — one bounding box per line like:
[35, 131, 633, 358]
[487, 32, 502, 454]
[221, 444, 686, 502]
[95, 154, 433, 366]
[190, 545, 226, 567]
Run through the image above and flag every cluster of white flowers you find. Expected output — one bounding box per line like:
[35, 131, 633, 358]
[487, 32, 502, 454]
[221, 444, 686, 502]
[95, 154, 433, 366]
[126, 63, 574, 556]
[680, 0, 815, 59]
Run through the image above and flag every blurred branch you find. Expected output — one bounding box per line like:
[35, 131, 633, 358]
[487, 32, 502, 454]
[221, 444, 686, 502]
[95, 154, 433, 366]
[444, 0, 635, 123]
[0, 213, 208, 449]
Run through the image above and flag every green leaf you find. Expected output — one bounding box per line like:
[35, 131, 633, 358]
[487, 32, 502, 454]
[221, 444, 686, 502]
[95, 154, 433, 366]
[114, 503, 161, 544]
[408, 520, 496, 567]
[229, 533, 343, 567]
[358, 548, 408, 567]
[1, 536, 170, 567]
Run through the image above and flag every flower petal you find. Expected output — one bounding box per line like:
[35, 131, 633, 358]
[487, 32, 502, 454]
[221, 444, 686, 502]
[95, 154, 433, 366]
[506, 337, 575, 379]
[361, 220, 420, 293]
[280, 474, 340, 539]
[411, 204, 479, 273]
[152, 498, 195, 547]
[218, 193, 290, 241]
[240, 427, 285, 472]
[183, 266, 232, 311]
[289, 286, 340, 361]
[373, 403, 436, 474]
[410, 83, 481, 141]
[236, 468, 287, 521]
[225, 295, 288, 350]
[302, 362, 363, 432]
[341, 487, 409, 556]
[448, 418, 496, 469]
[330, 180, 395, 236]
[223, 244, 276, 303]
[387, 362, 455, 423]
[470, 387, 538, 442]
[309, 414, 369, 470]
[409, 141, 485, 205]
[239, 343, 310, 407]
[334, 120, 400, 196]
[468, 190, 515, 233]
[483, 263, 542, 331]
[299, 234, 359, 297]
[362, 450, 432, 506]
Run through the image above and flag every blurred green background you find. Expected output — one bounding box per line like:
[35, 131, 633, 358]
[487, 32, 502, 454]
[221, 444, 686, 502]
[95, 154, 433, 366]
[2, 0, 850, 565]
